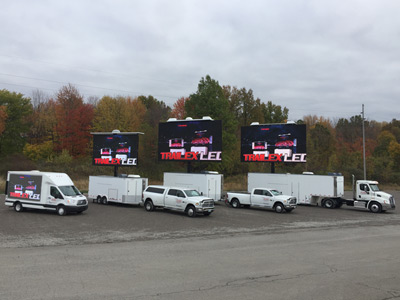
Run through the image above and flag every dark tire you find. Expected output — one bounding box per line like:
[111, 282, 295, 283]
[323, 198, 335, 209]
[101, 196, 108, 205]
[231, 198, 240, 208]
[76, 211, 83, 214]
[14, 202, 24, 212]
[203, 211, 212, 216]
[144, 200, 154, 212]
[186, 205, 197, 217]
[369, 202, 382, 213]
[96, 196, 102, 204]
[285, 208, 294, 213]
[274, 203, 284, 213]
[57, 205, 67, 216]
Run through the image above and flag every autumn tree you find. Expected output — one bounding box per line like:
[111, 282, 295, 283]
[170, 97, 188, 119]
[0, 89, 32, 156]
[54, 84, 94, 157]
[92, 96, 146, 132]
[0, 105, 7, 135]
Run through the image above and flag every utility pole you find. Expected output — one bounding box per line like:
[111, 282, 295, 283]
[362, 104, 366, 180]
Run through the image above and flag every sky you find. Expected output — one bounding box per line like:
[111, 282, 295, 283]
[1, 0, 399, 122]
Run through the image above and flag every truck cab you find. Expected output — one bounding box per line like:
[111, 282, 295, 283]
[353, 180, 395, 212]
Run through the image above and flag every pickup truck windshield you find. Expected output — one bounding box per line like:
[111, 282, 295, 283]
[184, 190, 201, 197]
[270, 189, 282, 196]
[59, 186, 81, 196]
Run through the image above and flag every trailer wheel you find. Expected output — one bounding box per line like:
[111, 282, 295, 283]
[144, 200, 154, 211]
[231, 198, 240, 208]
[369, 202, 382, 213]
[274, 203, 284, 213]
[96, 196, 102, 204]
[14, 202, 24, 212]
[323, 199, 335, 209]
[57, 205, 67, 216]
[186, 205, 197, 217]
[101, 196, 108, 205]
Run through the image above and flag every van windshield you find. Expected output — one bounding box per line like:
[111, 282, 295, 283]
[59, 185, 82, 196]
[184, 190, 201, 197]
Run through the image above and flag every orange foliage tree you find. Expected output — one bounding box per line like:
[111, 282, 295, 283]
[54, 84, 94, 157]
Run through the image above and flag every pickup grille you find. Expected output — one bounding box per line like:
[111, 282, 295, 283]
[289, 198, 297, 205]
[390, 196, 395, 208]
[202, 200, 214, 208]
[77, 200, 87, 205]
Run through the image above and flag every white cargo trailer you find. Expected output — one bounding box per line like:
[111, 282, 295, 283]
[88, 175, 148, 205]
[163, 172, 223, 201]
[248, 172, 344, 205]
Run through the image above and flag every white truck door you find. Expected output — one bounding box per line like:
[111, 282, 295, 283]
[252, 189, 270, 207]
[165, 189, 184, 209]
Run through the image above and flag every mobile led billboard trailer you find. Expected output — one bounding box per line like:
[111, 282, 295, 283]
[158, 119, 222, 162]
[241, 123, 306, 163]
[92, 132, 140, 166]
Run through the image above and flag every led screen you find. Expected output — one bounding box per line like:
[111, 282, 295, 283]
[241, 124, 306, 163]
[93, 134, 139, 166]
[158, 120, 222, 161]
[7, 174, 42, 201]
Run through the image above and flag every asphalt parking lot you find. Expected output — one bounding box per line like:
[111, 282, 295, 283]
[0, 191, 399, 248]
[1, 192, 400, 300]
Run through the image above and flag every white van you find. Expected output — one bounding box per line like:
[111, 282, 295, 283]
[5, 171, 88, 216]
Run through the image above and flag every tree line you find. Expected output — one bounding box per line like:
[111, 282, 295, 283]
[1, 75, 399, 184]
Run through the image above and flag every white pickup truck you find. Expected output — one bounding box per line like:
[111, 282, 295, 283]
[142, 185, 214, 217]
[226, 188, 297, 213]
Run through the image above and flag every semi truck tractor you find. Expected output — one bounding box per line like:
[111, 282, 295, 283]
[248, 172, 395, 213]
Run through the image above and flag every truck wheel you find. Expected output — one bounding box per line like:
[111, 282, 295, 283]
[285, 208, 294, 213]
[323, 199, 335, 209]
[101, 196, 108, 205]
[96, 196, 102, 204]
[203, 211, 212, 216]
[369, 202, 382, 213]
[57, 205, 67, 216]
[144, 200, 154, 212]
[186, 205, 197, 217]
[14, 202, 24, 212]
[231, 199, 240, 208]
[274, 203, 284, 213]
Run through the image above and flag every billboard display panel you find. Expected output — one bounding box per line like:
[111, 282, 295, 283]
[93, 134, 139, 166]
[241, 123, 306, 163]
[7, 174, 42, 201]
[158, 120, 222, 161]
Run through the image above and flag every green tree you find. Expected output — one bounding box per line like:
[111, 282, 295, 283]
[0, 89, 32, 156]
[185, 75, 238, 174]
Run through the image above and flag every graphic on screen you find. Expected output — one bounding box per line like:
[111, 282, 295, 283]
[93, 134, 139, 166]
[241, 124, 306, 162]
[8, 174, 42, 201]
[158, 120, 222, 161]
